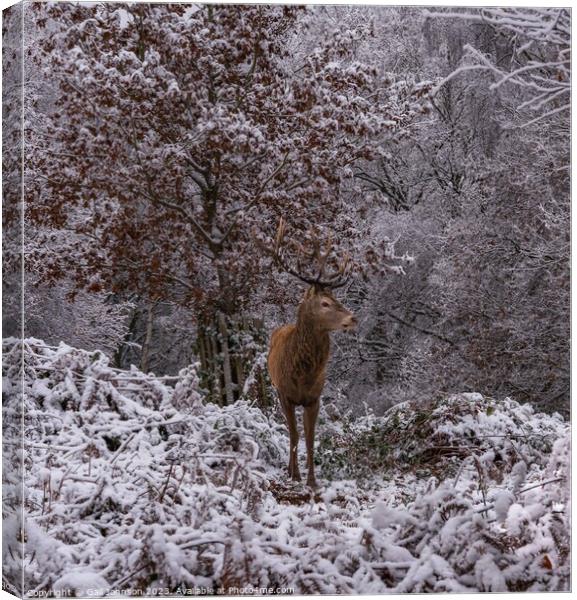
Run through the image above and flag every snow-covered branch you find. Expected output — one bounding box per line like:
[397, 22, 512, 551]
[430, 8, 570, 128]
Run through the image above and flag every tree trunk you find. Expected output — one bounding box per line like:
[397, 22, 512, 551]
[207, 326, 222, 404]
[235, 355, 245, 396]
[196, 313, 269, 407]
[140, 302, 155, 373]
[114, 302, 139, 369]
[218, 311, 235, 405]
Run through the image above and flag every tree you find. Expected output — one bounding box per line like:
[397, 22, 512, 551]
[29, 2, 416, 403]
[419, 8, 570, 414]
[326, 7, 569, 416]
[2, 1, 25, 339]
[13, 4, 567, 416]
[431, 8, 570, 129]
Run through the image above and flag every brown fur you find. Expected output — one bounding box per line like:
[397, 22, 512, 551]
[268, 286, 356, 487]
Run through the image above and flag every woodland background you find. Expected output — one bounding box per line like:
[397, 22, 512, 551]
[3, 3, 570, 416]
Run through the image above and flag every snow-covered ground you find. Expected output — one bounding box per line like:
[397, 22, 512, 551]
[2, 339, 570, 595]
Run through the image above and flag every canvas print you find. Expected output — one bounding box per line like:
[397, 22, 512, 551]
[2, 1, 570, 596]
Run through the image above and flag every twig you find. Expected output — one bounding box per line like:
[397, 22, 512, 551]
[385, 310, 454, 345]
[180, 539, 227, 550]
[105, 564, 148, 595]
[475, 477, 566, 514]
[453, 455, 473, 488]
[518, 477, 565, 495]
[110, 432, 137, 465]
[158, 462, 175, 503]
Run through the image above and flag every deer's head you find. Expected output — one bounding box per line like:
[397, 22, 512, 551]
[270, 218, 357, 333]
[299, 286, 357, 332]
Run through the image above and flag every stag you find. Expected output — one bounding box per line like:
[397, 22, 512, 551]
[267, 219, 357, 488]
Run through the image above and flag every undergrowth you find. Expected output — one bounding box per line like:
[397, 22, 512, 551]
[2, 338, 570, 595]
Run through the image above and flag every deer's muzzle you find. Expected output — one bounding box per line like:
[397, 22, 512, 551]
[341, 315, 358, 331]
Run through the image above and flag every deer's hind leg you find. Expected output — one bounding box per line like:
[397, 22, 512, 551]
[280, 397, 301, 482]
[303, 399, 320, 488]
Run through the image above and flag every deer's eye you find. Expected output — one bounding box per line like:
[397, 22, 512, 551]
[321, 301, 330, 308]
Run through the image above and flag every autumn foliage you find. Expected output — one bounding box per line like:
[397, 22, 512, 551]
[28, 2, 420, 315]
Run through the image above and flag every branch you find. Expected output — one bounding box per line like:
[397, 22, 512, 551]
[385, 310, 454, 345]
[219, 151, 290, 243]
[145, 192, 216, 248]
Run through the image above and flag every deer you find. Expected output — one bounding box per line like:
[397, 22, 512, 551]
[267, 218, 357, 489]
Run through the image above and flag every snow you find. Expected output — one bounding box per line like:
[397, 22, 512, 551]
[51, 571, 109, 597]
[474, 555, 507, 592]
[494, 490, 515, 521]
[2, 338, 570, 594]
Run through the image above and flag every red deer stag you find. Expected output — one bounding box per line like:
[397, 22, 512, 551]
[267, 219, 357, 488]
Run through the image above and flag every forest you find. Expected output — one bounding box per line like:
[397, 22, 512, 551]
[2, 2, 570, 595]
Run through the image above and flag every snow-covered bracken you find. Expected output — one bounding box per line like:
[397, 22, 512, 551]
[3, 339, 569, 594]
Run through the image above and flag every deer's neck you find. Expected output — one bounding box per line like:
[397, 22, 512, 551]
[293, 312, 330, 373]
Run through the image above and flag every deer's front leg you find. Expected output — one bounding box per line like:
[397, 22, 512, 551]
[283, 400, 301, 482]
[303, 400, 320, 488]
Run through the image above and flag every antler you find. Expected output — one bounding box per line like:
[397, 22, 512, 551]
[271, 218, 351, 289]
